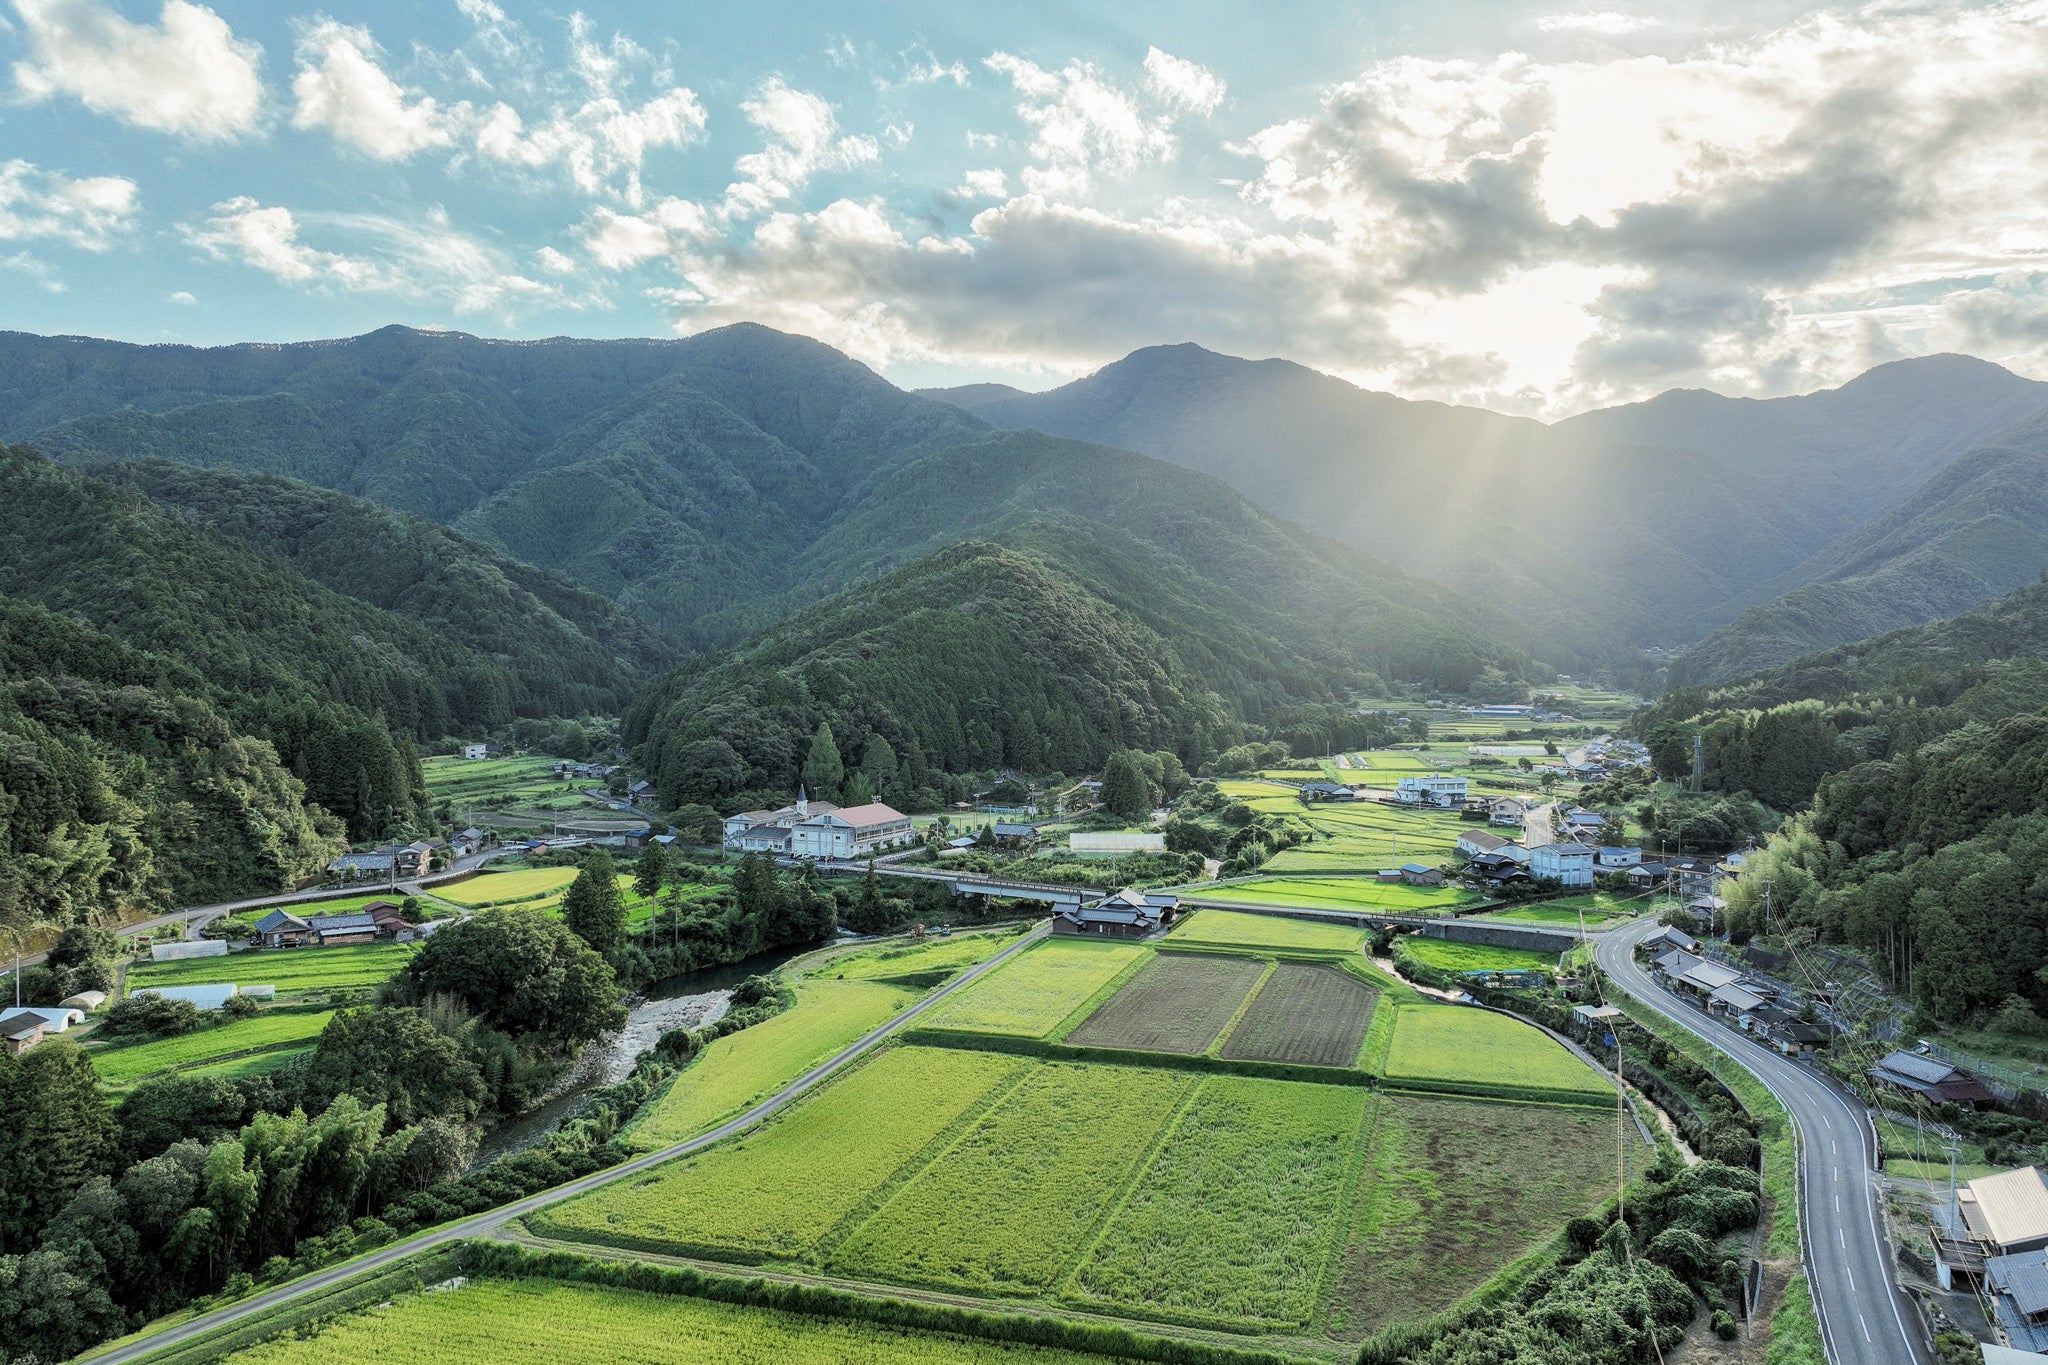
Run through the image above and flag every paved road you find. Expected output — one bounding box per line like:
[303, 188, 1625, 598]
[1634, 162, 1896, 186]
[1597, 917, 1927, 1365]
[78, 921, 1049, 1365]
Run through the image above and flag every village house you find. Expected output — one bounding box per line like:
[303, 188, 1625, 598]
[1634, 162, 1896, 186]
[1399, 862, 1445, 887]
[306, 912, 378, 946]
[1298, 780, 1359, 802]
[1625, 861, 1670, 890]
[1529, 841, 1595, 887]
[0, 1005, 84, 1036]
[1396, 774, 1468, 808]
[1561, 806, 1607, 838]
[1594, 845, 1642, 868]
[1050, 888, 1179, 938]
[1466, 850, 1532, 885]
[992, 822, 1039, 850]
[5, 1017, 42, 1055]
[1932, 1166, 2048, 1347]
[328, 851, 396, 880]
[1488, 796, 1531, 828]
[1455, 829, 1524, 861]
[254, 909, 313, 948]
[1869, 1050, 1996, 1108]
[460, 743, 488, 760]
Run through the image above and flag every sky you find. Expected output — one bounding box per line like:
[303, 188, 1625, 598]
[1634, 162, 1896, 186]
[3, 0, 2045, 416]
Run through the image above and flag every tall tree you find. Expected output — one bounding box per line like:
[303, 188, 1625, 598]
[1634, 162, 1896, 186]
[1099, 750, 1154, 821]
[562, 852, 628, 962]
[860, 735, 899, 801]
[633, 840, 670, 901]
[802, 721, 845, 803]
[395, 907, 624, 1045]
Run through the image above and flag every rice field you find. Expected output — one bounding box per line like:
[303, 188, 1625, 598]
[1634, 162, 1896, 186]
[420, 754, 594, 813]
[213, 1275, 1131, 1365]
[823, 930, 1015, 982]
[1064, 953, 1267, 1054]
[627, 977, 924, 1148]
[827, 1062, 1194, 1294]
[1065, 1075, 1368, 1329]
[538, 1047, 1021, 1260]
[126, 942, 416, 996]
[1381, 1006, 1610, 1096]
[1180, 879, 1474, 918]
[1393, 937, 1561, 975]
[1210, 782, 1474, 873]
[1327, 1095, 1633, 1338]
[1474, 894, 1644, 928]
[429, 866, 578, 906]
[923, 937, 1147, 1039]
[1169, 904, 1374, 949]
[88, 1009, 336, 1085]
[1219, 963, 1378, 1068]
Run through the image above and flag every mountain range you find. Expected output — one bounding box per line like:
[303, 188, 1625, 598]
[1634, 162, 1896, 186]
[928, 346, 2048, 675]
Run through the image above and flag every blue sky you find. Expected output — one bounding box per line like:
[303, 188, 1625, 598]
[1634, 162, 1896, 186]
[3, 0, 2045, 413]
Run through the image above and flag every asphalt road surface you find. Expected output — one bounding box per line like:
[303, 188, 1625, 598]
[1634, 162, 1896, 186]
[78, 921, 1047, 1365]
[1598, 916, 1928, 1365]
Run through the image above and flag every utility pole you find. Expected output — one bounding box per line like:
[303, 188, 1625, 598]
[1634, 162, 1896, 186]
[1762, 879, 1775, 937]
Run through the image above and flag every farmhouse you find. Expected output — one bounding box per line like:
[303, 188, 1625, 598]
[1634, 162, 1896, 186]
[787, 802, 915, 859]
[1529, 841, 1595, 888]
[1396, 774, 1468, 808]
[1562, 807, 1607, 837]
[992, 822, 1038, 850]
[1400, 862, 1444, 887]
[1488, 796, 1532, 827]
[1934, 1166, 2048, 1332]
[1456, 829, 1509, 858]
[461, 743, 487, 760]
[1466, 850, 1532, 885]
[254, 909, 313, 948]
[1595, 845, 1642, 868]
[1050, 888, 1179, 938]
[1299, 780, 1358, 802]
[1642, 926, 1698, 954]
[306, 912, 378, 946]
[1626, 861, 1670, 890]
[1869, 1050, 1995, 1107]
[329, 851, 396, 880]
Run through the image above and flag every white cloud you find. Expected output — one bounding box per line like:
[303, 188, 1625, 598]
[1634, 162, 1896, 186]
[954, 168, 1008, 200]
[291, 19, 467, 159]
[984, 52, 1178, 198]
[723, 79, 878, 217]
[1536, 12, 1659, 36]
[167, 288, 196, 303]
[0, 158, 138, 250]
[475, 85, 706, 206]
[1142, 47, 1224, 115]
[182, 196, 588, 318]
[534, 245, 576, 275]
[0, 251, 65, 291]
[11, 0, 263, 139]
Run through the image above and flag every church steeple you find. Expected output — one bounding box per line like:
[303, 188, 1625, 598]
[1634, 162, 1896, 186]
[797, 785, 809, 818]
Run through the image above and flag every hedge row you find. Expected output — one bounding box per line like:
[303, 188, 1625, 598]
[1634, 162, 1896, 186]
[455, 1241, 1320, 1365]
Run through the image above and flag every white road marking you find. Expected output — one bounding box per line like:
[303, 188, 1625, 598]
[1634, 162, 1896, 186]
[1860, 1314, 1872, 1343]
[1847, 1266, 1856, 1291]
[1839, 1227, 1847, 1248]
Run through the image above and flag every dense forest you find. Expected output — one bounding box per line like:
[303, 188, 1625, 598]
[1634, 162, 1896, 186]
[1632, 576, 2048, 1023]
[0, 597, 343, 924]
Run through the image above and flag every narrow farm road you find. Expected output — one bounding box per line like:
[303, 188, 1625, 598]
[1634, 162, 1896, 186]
[1596, 917, 1928, 1365]
[78, 921, 1050, 1365]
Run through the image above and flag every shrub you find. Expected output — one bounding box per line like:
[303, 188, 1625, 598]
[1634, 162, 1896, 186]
[103, 992, 201, 1037]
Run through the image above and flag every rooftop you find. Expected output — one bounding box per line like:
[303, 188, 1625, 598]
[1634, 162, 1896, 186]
[1970, 1168, 2048, 1251]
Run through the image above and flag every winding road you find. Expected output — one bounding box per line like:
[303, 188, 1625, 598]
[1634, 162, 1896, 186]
[1598, 916, 1927, 1365]
[78, 922, 1049, 1365]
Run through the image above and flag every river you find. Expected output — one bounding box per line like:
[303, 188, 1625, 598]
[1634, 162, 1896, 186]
[466, 940, 816, 1167]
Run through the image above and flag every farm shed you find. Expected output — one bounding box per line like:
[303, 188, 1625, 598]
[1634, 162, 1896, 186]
[307, 912, 378, 946]
[255, 909, 313, 948]
[1399, 862, 1444, 887]
[140, 984, 239, 1011]
[58, 989, 107, 1011]
[0, 1005, 84, 1033]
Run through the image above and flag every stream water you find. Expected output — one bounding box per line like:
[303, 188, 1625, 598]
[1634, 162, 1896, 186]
[467, 940, 816, 1167]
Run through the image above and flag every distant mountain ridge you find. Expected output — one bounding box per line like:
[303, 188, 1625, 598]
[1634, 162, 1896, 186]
[927, 345, 2048, 667]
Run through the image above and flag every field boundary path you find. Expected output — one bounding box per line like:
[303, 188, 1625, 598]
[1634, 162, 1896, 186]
[1596, 917, 1928, 1365]
[77, 921, 1052, 1365]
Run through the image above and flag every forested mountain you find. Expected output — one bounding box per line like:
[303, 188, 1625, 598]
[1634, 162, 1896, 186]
[930, 346, 2048, 659]
[78, 457, 676, 707]
[0, 446, 645, 837]
[0, 595, 344, 924]
[631, 541, 1361, 811]
[1669, 413, 2048, 683]
[5, 326, 1547, 686]
[1628, 578, 2048, 1022]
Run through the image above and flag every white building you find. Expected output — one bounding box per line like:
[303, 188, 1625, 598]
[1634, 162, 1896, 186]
[1529, 841, 1596, 887]
[1595, 845, 1643, 868]
[723, 790, 838, 851]
[1456, 829, 1526, 862]
[787, 802, 914, 858]
[461, 743, 488, 760]
[1395, 774, 1468, 808]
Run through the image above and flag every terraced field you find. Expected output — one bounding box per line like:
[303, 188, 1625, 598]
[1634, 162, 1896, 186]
[1065, 1075, 1368, 1329]
[1180, 879, 1474, 919]
[1064, 953, 1267, 1054]
[538, 1047, 1022, 1260]
[1219, 963, 1377, 1067]
[127, 943, 415, 996]
[923, 937, 1146, 1038]
[827, 1062, 1193, 1293]
[429, 866, 578, 906]
[1381, 1006, 1609, 1097]
[1213, 781, 1473, 872]
[88, 1009, 336, 1086]
[1476, 894, 1646, 928]
[1394, 937, 1561, 975]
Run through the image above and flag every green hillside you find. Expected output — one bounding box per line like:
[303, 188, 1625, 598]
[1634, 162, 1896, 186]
[0, 594, 344, 923]
[1670, 416, 2048, 683]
